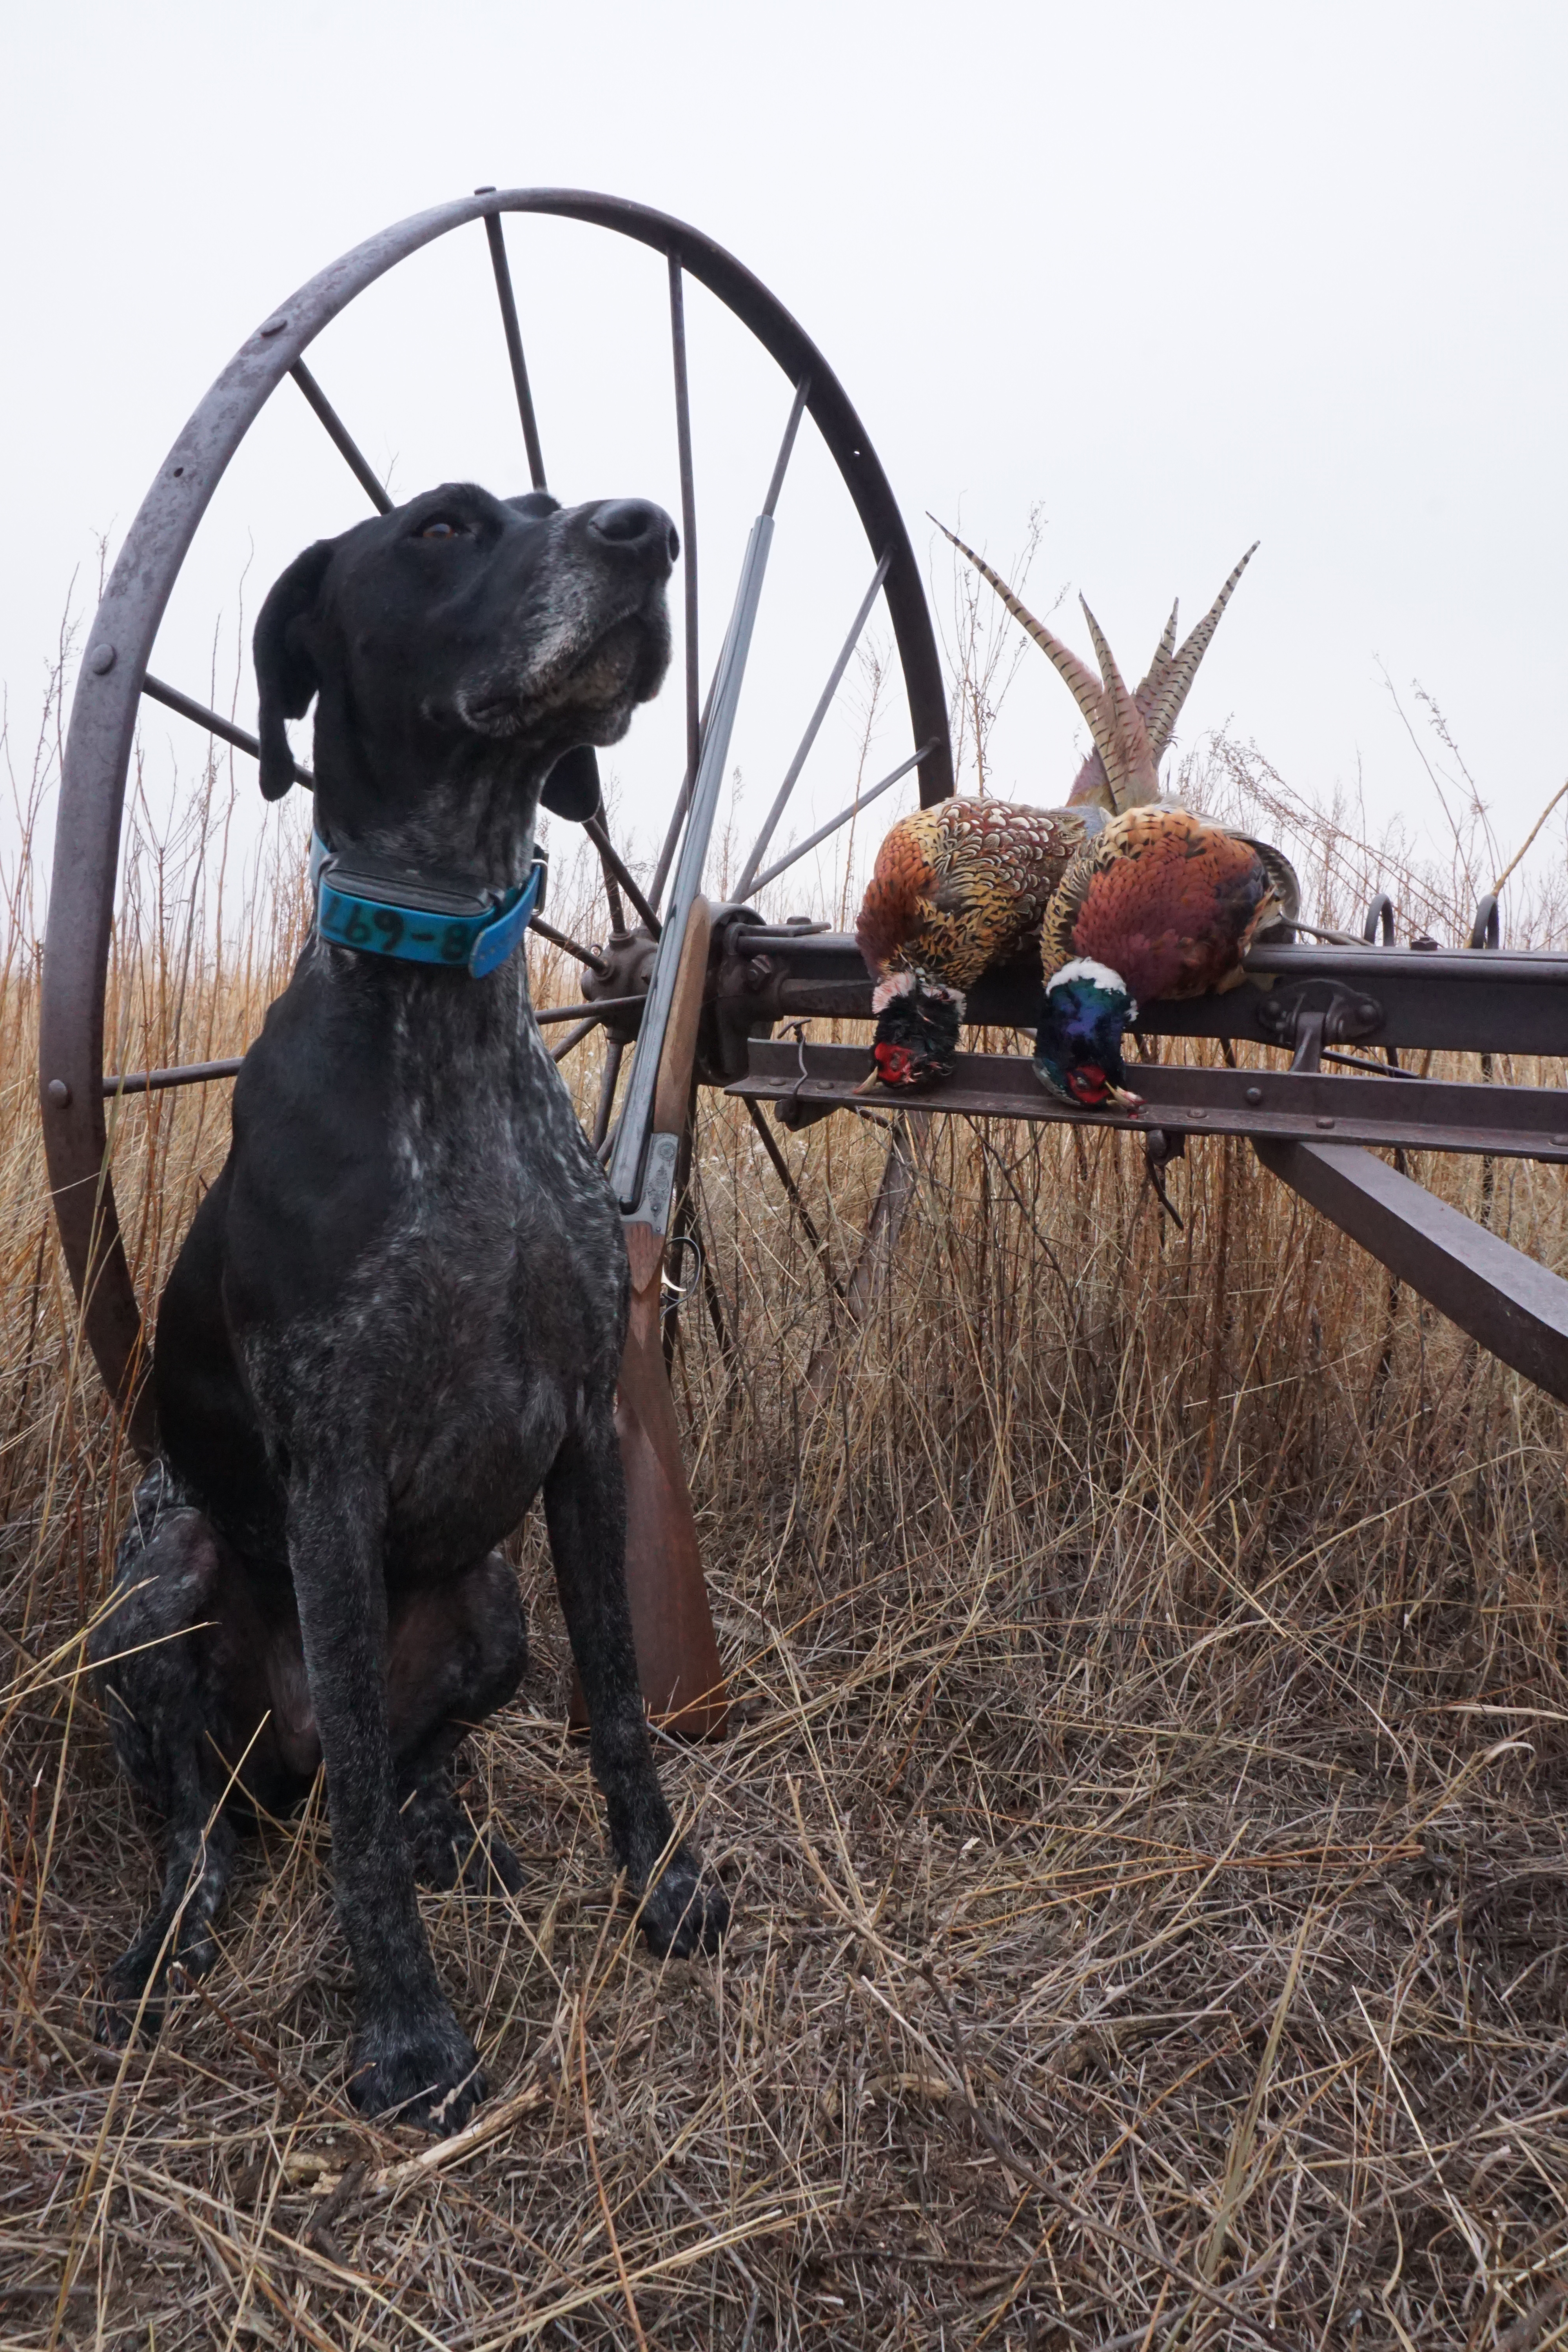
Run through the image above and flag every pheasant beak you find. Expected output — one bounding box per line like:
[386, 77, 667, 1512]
[1107, 1082, 1146, 1115]
[853, 1069, 888, 1095]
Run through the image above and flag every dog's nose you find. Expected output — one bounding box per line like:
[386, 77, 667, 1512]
[589, 499, 679, 568]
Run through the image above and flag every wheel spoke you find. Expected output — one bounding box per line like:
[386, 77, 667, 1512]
[289, 361, 392, 512]
[142, 674, 313, 789]
[670, 258, 700, 775]
[585, 816, 660, 936]
[529, 915, 610, 975]
[478, 195, 547, 490]
[550, 1015, 601, 1064]
[746, 742, 932, 896]
[537, 994, 642, 1025]
[735, 550, 892, 898]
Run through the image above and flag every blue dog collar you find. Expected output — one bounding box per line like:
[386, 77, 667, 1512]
[310, 832, 543, 978]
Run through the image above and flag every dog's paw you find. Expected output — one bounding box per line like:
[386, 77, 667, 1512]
[636, 1850, 730, 1960]
[407, 1791, 524, 1897]
[99, 1919, 218, 2043]
[348, 2007, 487, 2133]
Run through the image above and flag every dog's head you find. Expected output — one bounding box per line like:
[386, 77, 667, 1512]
[253, 485, 676, 840]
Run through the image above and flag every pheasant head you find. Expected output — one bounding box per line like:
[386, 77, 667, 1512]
[1032, 960, 1144, 1114]
[865, 969, 964, 1089]
[933, 521, 1257, 815]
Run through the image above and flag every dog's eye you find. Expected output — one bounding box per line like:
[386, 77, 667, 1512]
[419, 519, 465, 541]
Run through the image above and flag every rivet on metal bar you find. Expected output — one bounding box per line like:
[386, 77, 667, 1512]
[290, 361, 393, 514]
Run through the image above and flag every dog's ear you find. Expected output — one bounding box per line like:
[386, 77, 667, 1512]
[254, 538, 336, 800]
[539, 744, 603, 824]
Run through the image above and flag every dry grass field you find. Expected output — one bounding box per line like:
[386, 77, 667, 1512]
[4, 654, 1568, 2349]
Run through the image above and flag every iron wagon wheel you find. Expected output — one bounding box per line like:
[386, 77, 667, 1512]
[39, 188, 956, 1457]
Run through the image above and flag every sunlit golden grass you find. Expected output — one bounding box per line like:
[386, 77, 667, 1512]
[4, 658, 1568, 2348]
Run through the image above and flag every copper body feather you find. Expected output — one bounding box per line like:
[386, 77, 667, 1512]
[856, 797, 1092, 991]
[1040, 806, 1283, 1003]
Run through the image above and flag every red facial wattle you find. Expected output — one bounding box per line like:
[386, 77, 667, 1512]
[1067, 1064, 1108, 1105]
[873, 1041, 918, 1085]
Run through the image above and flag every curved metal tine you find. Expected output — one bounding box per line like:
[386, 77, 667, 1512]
[735, 550, 893, 899]
[530, 913, 610, 975]
[585, 816, 660, 935]
[142, 673, 313, 789]
[477, 194, 547, 490]
[746, 741, 931, 896]
[592, 1037, 626, 1151]
[290, 361, 393, 513]
[550, 1014, 602, 1064]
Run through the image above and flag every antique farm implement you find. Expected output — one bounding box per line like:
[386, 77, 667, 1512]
[39, 191, 1568, 1730]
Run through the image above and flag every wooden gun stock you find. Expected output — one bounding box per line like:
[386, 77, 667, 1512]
[577, 896, 728, 1737]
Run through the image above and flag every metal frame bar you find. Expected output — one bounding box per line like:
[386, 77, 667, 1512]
[1255, 1138, 1568, 1404]
[728, 1039, 1568, 1160]
[746, 742, 930, 897]
[479, 198, 548, 489]
[735, 551, 893, 898]
[289, 360, 392, 512]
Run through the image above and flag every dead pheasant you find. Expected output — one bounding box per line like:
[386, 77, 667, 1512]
[855, 527, 1269, 1088]
[1032, 806, 1299, 1112]
[855, 797, 1094, 1084]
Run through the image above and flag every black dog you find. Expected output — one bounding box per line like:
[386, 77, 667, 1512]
[90, 482, 727, 2129]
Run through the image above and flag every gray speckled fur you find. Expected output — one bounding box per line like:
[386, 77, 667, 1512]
[89, 487, 726, 2130]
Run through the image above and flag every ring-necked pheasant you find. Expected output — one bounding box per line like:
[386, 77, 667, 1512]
[855, 528, 1278, 1088]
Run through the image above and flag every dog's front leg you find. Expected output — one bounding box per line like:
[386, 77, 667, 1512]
[287, 1474, 484, 2130]
[543, 1408, 728, 1958]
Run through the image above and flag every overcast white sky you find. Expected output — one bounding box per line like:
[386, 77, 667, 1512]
[4, 0, 1566, 919]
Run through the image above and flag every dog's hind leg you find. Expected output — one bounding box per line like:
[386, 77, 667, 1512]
[287, 1470, 486, 2131]
[388, 1553, 528, 1896]
[89, 1470, 241, 2037]
[542, 1402, 729, 1959]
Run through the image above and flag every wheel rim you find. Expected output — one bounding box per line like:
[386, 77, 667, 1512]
[38, 187, 955, 1449]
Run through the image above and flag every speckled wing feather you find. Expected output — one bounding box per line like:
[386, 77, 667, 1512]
[857, 799, 1091, 991]
[1040, 806, 1280, 1004]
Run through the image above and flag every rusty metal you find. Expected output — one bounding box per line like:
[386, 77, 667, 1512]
[1254, 1138, 1568, 1404]
[706, 927, 1568, 1064]
[288, 359, 392, 512]
[478, 195, 547, 490]
[728, 1038, 1568, 1164]
[43, 189, 952, 1432]
[102, 1056, 244, 1098]
[584, 817, 660, 935]
[529, 915, 610, 975]
[583, 933, 658, 1043]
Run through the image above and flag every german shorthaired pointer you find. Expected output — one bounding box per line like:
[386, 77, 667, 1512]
[91, 483, 728, 2129]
